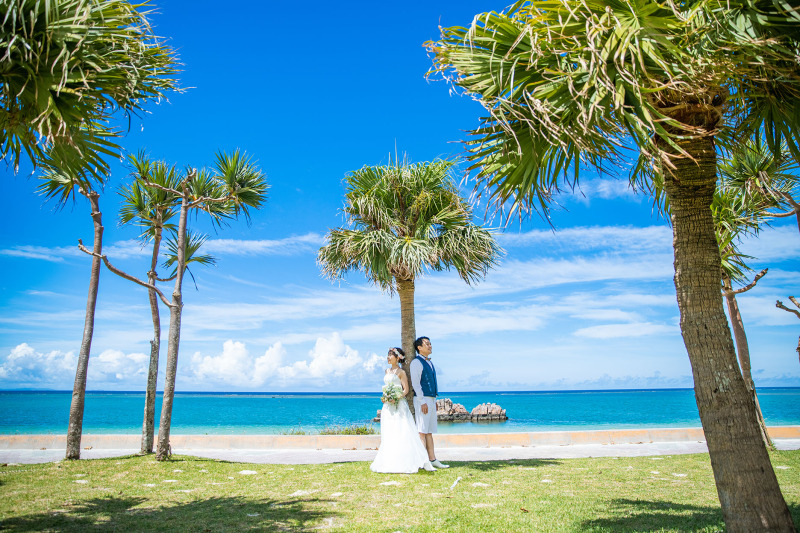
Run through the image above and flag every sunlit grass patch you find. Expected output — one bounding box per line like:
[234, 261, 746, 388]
[0, 450, 797, 531]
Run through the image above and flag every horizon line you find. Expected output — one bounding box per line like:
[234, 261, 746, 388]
[3, 386, 799, 394]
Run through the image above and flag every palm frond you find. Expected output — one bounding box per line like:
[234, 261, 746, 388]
[162, 230, 216, 274]
[319, 156, 502, 292]
[118, 151, 182, 240]
[210, 149, 269, 223]
[426, 0, 800, 218]
[1, 0, 180, 175]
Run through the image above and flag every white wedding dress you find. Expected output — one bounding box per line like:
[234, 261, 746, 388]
[370, 372, 433, 474]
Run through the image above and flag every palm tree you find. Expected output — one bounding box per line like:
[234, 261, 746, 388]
[149, 150, 268, 461]
[82, 196, 215, 456]
[37, 166, 106, 460]
[1, 0, 178, 178]
[317, 157, 501, 373]
[426, 1, 799, 530]
[118, 155, 179, 454]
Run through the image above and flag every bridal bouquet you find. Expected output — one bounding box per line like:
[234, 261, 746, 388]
[381, 382, 404, 406]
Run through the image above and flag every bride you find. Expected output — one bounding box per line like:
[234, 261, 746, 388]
[370, 347, 435, 473]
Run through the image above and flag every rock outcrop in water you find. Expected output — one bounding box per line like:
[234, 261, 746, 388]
[470, 402, 507, 421]
[436, 398, 470, 421]
[373, 398, 507, 422]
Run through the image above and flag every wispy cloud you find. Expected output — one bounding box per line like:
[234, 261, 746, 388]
[0, 239, 149, 263]
[558, 178, 643, 205]
[573, 322, 675, 339]
[0, 233, 324, 263]
[203, 233, 324, 256]
[496, 225, 671, 253]
[737, 225, 800, 263]
[0, 245, 73, 262]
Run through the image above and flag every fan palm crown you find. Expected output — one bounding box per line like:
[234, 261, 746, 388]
[319, 158, 501, 291]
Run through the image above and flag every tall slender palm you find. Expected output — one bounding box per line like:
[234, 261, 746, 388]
[318, 157, 501, 373]
[92, 167, 215, 456]
[118, 155, 179, 454]
[427, 1, 800, 530]
[152, 150, 268, 461]
[37, 166, 106, 460]
[1, 0, 178, 178]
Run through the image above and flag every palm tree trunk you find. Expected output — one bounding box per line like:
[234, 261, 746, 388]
[663, 137, 794, 532]
[140, 228, 163, 454]
[65, 190, 103, 460]
[722, 277, 772, 447]
[396, 276, 416, 413]
[155, 196, 188, 461]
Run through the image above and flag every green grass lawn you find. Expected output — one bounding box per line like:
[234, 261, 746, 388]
[1, 450, 798, 532]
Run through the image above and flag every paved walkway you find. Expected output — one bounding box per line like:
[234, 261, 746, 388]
[2, 430, 799, 465]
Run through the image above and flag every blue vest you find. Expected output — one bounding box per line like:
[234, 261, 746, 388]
[416, 356, 438, 397]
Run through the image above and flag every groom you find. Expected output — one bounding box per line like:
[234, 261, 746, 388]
[410, 336, 448, 469]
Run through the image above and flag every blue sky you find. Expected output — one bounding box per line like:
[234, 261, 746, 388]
[1, 0, 798, 393]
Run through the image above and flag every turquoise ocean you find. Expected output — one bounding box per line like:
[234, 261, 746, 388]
[1, 388, 799, 435]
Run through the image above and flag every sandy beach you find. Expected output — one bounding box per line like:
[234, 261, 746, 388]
[3, 426, 799, 464]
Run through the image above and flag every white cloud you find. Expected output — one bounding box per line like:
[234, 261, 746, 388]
[192, 340, 269, 386]
[573, 322, 675, 339]
[102, 240, 152, 259]
[363, 352, 382, 372]
[738, 225, 800, 263]
[735, 294, 800, 327]
[277, 333, 363, 381]
[0, 343, 147, 386]
[0, 245, 72, 262]
[253, 343, 285, 383]
[181, 287, 386, 333]
[0, 343, 76, 383]
[203, 233, 324, 256]
[0, 233, 323, 264]
[190, 333, 370, 388]
[571, 309, 642, 322]
[558, 178, 642, 205]
[497, 225, 671, 253]
[89, 349, 149, 382]
[422, 303, 547, 337]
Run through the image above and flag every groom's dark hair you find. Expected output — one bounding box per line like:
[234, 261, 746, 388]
[413, 336, 429, 354]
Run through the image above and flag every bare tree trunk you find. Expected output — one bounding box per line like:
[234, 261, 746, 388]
[396, 276, 416, 414]
[775, 298, 800, 365]
[722, 276, 772, 447]
[663, 136, 794, 532]
[66, 191, 103, 460]
[795, 211, 799, 235]
[140, 228, 163, 454]
[156, 194, 188, 461]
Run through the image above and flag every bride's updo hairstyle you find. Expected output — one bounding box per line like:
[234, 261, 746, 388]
[390, 347, 406, 364]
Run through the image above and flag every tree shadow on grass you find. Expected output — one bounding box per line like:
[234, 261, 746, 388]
[581, 500, 800, 532]
[1, 495, 336, 532]
[462, 458, 563, 472]
[580, 498, 725, 532]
